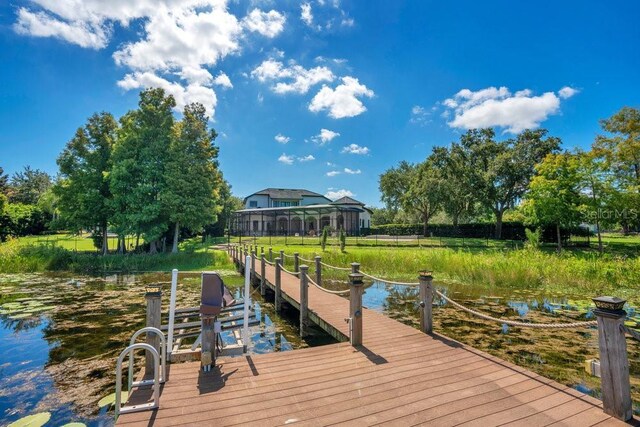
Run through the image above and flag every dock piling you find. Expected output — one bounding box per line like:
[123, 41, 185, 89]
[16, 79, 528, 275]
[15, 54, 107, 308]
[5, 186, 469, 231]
[419, 271, 434, 334]
[260, 254, 266, 296]
[349, 272, 364, 346]
[593, 296, 632, 421]
[144, 285, 162, 375]
[299, 265, 309, 337]
[294, 252, 300, 273]
[275, 257, 282, 311]
[315, 256, 322, 287]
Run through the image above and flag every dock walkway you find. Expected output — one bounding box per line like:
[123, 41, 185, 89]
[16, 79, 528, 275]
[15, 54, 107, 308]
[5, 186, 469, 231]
[117, 250, 625, 426]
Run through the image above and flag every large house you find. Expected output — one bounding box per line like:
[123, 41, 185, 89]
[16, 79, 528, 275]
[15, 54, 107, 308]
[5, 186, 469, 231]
[231, 188, 372, 236]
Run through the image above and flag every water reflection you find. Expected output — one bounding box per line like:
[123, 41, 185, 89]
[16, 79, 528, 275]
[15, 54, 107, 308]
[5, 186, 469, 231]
[0, 272, 333, 427]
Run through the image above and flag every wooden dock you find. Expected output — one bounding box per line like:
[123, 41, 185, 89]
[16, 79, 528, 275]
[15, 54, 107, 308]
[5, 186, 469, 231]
[117, 251, 629, 426]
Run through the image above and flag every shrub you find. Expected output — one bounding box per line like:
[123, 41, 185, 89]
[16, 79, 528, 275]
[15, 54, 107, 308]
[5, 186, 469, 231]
[339, 228, 346, 252]
[321, 226, 329, 251]
[524, 228, 542, 249]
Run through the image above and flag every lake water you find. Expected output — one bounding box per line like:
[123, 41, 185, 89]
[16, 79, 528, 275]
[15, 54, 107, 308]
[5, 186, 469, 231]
[1, 272, 638, 426]
[0, 272, 333, 427]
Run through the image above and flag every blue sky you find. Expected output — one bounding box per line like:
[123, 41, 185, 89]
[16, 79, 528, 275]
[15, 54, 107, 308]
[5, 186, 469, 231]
[0, 1, 638, 206]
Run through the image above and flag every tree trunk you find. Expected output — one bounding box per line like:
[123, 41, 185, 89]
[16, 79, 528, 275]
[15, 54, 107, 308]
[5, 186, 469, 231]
[452, 213, 459, 227]
[135, 233, 140, 251]
[101, 224, 108, 256]
[422, 213, 429, 237]
[596, 220, 603, 254]
[494, 209, 504, 240]
[149, 240, 157, 254]
[172, 222, 180, 254]
[162, 237, 166, 253]
[556, 224, 562, 252]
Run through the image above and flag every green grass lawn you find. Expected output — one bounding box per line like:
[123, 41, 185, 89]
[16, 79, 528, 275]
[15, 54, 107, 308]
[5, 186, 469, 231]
[14, 233, 120, 252]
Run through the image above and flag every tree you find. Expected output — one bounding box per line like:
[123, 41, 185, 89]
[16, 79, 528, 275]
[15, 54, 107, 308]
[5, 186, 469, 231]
[454, 128, 560, 238]
[163, 103, 222, 253]
[9, 166, 52, 205]
[369, 207, 396, 226]
[402, 159, 447, 235]
[0, 166, 9, 195]
[525, 152, 583, 251]
[593, 107, 640, 189]
[379, 161, 414, 213]
[111, 88, 176, 253]
[430, 146, 475, 226]
[56, 112, 118, 254]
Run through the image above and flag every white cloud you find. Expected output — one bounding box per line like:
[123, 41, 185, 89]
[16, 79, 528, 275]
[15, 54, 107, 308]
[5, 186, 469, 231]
[251, 58, 334, 94]
[14, 8, 110, 49]
[326, 170, 341, 177]
[558, 86, 579, 99]
[312, 128, 340, 144]
[14, 1, 289, 119]
[343, 167, 361, 174]
[325, 189, 354, 200]
[242, 8, 285, 38]
[442, 86, 578, 133]
[117, 71, 217, 116]
[309, 76, 374, 119]
[301, 3, 313, 26]
[213, 71, 233, 88]
[341, 144, 369, 155]
[274, 133, 290, 144]
[410, 105, 431, 125]
[298, 155, 315, 162]
[278, 153, 294, 165]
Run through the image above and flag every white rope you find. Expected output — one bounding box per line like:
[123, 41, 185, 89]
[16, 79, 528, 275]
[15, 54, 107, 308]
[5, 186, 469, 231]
[282, 253, 295, 259]
[359, 271, 420, 287]
[264, 259, 275, 266]
[298, 256, 315, 263]
[307, 275, 350, 295]
[280, 266, 300, 276]
[434, 289, 597, 329]
[319, 261, 351, 271]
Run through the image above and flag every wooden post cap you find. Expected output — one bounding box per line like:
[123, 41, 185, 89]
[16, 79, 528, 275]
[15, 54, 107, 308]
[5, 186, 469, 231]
[419, 271, 433, 280]
[593, 296, 626, 317]
[349, 273, 364, 285]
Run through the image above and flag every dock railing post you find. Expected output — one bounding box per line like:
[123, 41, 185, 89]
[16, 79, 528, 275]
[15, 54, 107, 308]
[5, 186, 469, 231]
[243, 247, 248, 273]
[275, 257, 282, 311]
[299, 265, 309, 337]
[145, 285, 162, 375]
[315, 256, 322, 287]
[419, 271, 434, 334]
[294, 252, 300, 273]
[349, 272, 364, 346]
[251, 250, 256, 284]
[279, 250, 284, 266]
[201, 314, 216, 370]
[269, 247, 273, 262]
[260, 254, 266, 296]
[351, 262, 360, 274]
[593, 296, 632, 421]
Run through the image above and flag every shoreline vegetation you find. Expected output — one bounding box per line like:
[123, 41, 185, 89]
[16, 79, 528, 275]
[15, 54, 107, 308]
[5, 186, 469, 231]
[2, 233, 639, 303]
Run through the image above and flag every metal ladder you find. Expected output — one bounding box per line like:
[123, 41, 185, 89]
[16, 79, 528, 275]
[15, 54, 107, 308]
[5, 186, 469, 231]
[114, 327, 166, 418]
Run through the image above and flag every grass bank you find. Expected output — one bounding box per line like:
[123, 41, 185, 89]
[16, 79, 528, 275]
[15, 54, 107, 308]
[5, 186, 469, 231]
[267, 244, 640, 302]
[0, 240, 235, 274]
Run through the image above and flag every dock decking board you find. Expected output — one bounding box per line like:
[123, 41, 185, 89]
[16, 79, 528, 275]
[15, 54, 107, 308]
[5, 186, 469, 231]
[116, 250, 629, 426]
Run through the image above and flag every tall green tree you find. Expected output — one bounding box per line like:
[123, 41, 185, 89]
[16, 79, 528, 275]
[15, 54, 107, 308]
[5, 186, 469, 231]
[9, 166, 52, 205]
[525, 152, 583, 251]
[454, 128, 560, 238]
[56, 112, 118, 254]
[164, 103, 222, 253]
[0, 167, 9, 195]
[593, 107, 640, 189]
[430, 146, 475, 226]
[403, 159, 447, 235]
[111, 88, 176, 253]
[379, 161, 414, 214]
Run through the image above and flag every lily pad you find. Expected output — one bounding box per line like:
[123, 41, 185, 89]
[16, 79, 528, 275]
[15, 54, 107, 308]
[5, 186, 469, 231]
[61, 423, 86, 427]
[98, 391, 128, 409]
[7, 412, 51, 427]
[9, 313, 33, 320]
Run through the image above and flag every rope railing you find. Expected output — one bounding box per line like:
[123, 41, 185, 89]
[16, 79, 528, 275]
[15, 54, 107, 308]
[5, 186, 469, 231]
[319, 261, 351, 271]
[434, 289, 597, 329]
[282, 253, 295, 259]
[280, 265, 300, 276]
[359, 271, 420, 287]
[306, 274, 350, 295]
[298, 256, 315, 263]
[621, 324, 640, 341]
[264, 259, 275, 266]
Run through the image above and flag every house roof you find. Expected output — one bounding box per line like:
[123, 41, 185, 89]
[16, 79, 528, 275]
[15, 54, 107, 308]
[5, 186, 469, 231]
[330, 196, 364, 205]
[244, 188, 330, 202]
